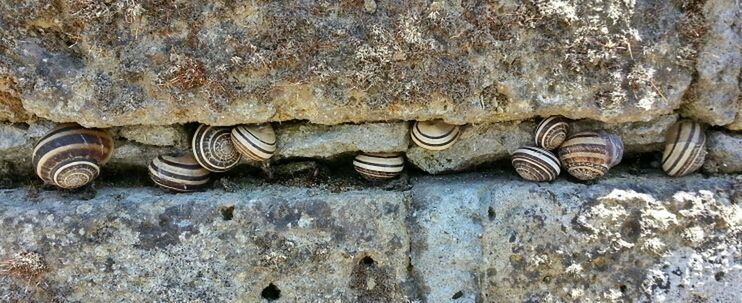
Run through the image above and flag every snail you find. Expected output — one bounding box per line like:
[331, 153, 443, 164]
[511, 146, 561, 182]
[411, 120, 461, 151]
[353, 152, 405, 180]
[149, 153, 211, 192]
[231, 124, 277, 161]
[558, 131, 623, 181]
[192, 125, 241, 172]
[661, 120, 706, 177]
[535, 116, 569, 150]
[31, 123, 114, 189]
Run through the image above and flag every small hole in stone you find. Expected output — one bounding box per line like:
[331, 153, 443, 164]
[714, 271, 724, 281]
[261, 283, 281, 301]
[360, 256, 375, 266]
[452, 291, 464, 299]
[220, 205, 235, 221]
[619, 284, 627, 293]
[488, 207, 496, 220]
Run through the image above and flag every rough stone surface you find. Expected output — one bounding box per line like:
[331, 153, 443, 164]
[113, 125, 189, 147]
[1, 174, 739, 302]
[704, 130, 742, 174]
[409, 173, 741, 302]
[275, 122, 410, 159]
[1, 0, 734, 127]
[680, 0, 741, 127]
[0, 186, 413, 302]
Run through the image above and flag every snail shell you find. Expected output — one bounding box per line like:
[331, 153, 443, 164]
[149, 153, 211, 192]
[31, 123, 114, 189]
[535, 116, 570, 150]
[411, 121, 461, 151]
[192, 125, 241, 172]
[662, 120, 706, 177]
[353, 152, 405, 180]
[231, 124, 277, 161]
[558, 131, 623, 181]
[511, 146, 561, 182]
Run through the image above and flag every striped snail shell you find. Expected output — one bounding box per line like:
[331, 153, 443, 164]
[149, 153, 211, 192]
[231, 124, 277, 161]
[535, 116, 570, 150]
[353, 152, 405, 181]
[411, 120, 461, 151]
[31, 123, 114, 189]
[662, 120, 706, 177]
[557, 131, 623, 181]
[511, 146, 561, 182]
[192, 125, 241, 172]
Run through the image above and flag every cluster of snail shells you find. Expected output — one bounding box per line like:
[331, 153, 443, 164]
[32, 124, 114, 189]
[662, 120, 706, 177]
[511, 117, 568, 182]
[149, 123, 277, 192]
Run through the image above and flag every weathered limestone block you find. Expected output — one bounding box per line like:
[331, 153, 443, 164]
[0, 1, 710, 127]
[275, 122, 410, 159]
[704, 130, 742, 174]
[681, 0, 741, 127]
[113, 125, 189, 147]
[0, 186, 413, 302]
[410, 174, 741, 302]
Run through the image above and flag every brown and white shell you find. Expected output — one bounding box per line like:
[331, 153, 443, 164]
[192, 125, 241, 172]
[558, 131, 623, 181]
[353, 152, 405, 180]
[411, 121, 461, 151]
[149, 153, 211, 192]
[535, 116, 570, 150]
[231, 124, 277, 161]
[31, 123, 114, 189]
[511, 146, 561, 182]
[662, 120, 706, 177]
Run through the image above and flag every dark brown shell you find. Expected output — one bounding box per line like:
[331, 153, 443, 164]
[557, 131, 622, 181]
[535, 116, 570, 150]
[31, 123, 114, 189]
[512, 146, 561, 182]
[149, 153, 211, 192]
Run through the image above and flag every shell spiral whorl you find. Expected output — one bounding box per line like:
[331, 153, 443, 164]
[353, 152, 405, 180]
[31, 123, 114, 189]
[411, 121, 461, 151]
[535, 116, 570, 150]
[557, 131, 623, 181]
[511, 146, 561, 182]
[192, 125, 241, 172]
[149, 153, 211, 192]
[231, 124, 277, 161]
[662, 120, 706, 177]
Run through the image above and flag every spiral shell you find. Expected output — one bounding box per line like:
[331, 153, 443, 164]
[353, 152, 405, 180]
[192, 125, 241, 172]
[662, 120, 706, 177]
[535, 116, 569, 150]
[558, 131, 623, 181]
[511, 146, 561, 182]
[231, 124, 277, 161]
[411, 121, 461, 151]
[149, 153, 211, 192]
[32, 123, 114, 189]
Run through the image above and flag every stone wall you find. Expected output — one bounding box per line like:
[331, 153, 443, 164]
[1, 0, 741, 302]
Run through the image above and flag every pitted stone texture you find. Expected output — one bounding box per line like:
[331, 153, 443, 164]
[275, 122, 410, 159]
[410, 174, 741, 302]
[681, 0, 742, 127]
[703, 131, 742, 174]
[0, 1, 712, 127]
[113, 125, 189, 147]
[0, 186, 413, 302]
